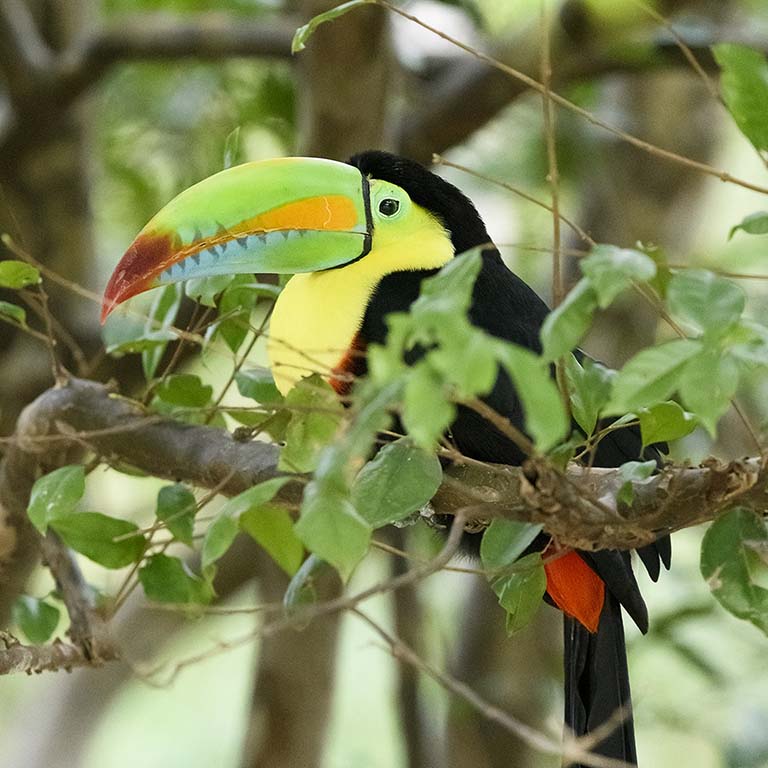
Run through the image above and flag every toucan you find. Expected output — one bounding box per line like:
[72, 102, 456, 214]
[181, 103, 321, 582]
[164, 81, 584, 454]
[102, 150, 670, 766]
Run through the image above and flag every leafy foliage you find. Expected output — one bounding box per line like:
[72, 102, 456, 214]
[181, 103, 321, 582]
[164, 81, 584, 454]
[12, 596, 60, 645]
[50, 513, 146, 569]
[714, 44, 768, 155]
[565, 355, 614, 437]
[729, 211, 768, 240]
[139, 554, 214, 605]
[480, 520, 545, 634]
[701, 507, 768, 637]
[0, 300, 27, 325]
[351, 438, 442, 528]
[27, 466, 86, 533]
[156, 484, 198, 546]
[291, 0, 372, 53]
[86, 41, 768, 635]
[0, 260, 40, 289]
[637, 401, 696, 448]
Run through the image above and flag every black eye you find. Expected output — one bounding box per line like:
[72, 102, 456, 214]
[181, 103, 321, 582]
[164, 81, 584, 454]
[378, 198, 400, 217]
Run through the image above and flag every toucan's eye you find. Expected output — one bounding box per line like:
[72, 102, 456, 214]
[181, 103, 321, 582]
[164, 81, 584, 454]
[378, 198, 400, 217]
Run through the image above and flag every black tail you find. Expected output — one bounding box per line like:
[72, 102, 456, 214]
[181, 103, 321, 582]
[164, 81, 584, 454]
[564, 592, 637, 767]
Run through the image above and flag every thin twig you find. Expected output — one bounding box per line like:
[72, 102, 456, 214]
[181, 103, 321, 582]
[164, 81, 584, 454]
[434, 156, 595, 247]
[379, 0, 768, 196]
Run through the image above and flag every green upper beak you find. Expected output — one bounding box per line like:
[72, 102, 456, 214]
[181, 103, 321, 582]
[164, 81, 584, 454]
[101, 157, 372, 322]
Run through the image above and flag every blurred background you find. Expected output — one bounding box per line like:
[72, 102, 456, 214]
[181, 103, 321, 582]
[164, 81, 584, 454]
[1, 0, 768, 766]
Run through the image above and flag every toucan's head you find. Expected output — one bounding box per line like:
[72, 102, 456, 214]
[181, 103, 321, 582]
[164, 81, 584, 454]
[101, 151, 492, 323]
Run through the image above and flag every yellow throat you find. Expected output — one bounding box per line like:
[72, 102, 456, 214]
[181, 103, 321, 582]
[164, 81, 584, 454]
[267, 204, 454, 395]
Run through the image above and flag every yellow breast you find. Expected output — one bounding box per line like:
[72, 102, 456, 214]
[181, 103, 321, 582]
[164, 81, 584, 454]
[267, 214, 454, 395]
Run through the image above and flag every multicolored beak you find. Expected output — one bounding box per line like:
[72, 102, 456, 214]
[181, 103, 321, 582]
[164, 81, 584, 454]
[101, 157, 372, 323]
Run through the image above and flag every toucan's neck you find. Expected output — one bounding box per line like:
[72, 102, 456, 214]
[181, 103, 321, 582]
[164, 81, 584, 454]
[267, 220, 454, 395]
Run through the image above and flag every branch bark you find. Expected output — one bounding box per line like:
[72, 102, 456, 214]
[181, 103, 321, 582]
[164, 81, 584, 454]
[55, 14, 295, 106]
[2, 377, 765, 563]
[0, 375, 765, 679]
[0, 636, 117, 675]
[0, 0, 53, 107]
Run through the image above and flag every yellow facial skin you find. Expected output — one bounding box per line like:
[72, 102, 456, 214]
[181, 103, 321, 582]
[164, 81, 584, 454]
[268, 179, 454, 395]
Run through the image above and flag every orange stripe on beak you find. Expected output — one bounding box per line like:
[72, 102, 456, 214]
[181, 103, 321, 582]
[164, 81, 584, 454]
[100, 194, 360, 324]
[238, 194, 359, 233]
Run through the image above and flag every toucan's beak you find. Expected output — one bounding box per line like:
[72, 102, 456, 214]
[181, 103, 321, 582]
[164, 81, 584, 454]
[101, 157, 372, 323]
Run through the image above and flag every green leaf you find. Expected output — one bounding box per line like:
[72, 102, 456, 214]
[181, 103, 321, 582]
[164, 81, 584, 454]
[566, 355, 615, 436]
[490, 552, 546, 636]
[235, 367, 283, 404]
[294, 481, 371, 581]
[616, 460, 657, 507]
[240, 503, 303, 576]
[279, 376, 344, 473]
[201, 513, 239, 569]
[155, 373, 213, 407]
[27, 465, 85, 533]
[220, 477, 291, 518]
[638, 401, 697, 448]
[284, 554, 326, 612]
[540, 280, 598, 363]
[0, 300, 26, 325]
[0, 260, 40, 289]
[156, 484, 197, 546]
[667, 270, 745, 335]
[713, 44, 768, 153]
[728, 320, 768, 365]
[213, 275, 262, 354]
[402, 364, 455, 450]
[480, 519, 542, 571]
[223, 125, 242, 169]
[678, 350, 739, 436]
[201, 477, 292, 569]
[580, 244, 656, 309]
[105, 327, 177, 357]
[12, 596, 60, 644]
[139, 554, 214, 605]
[351, 438, 442, 528]
[729, 211, 768, 240]
[605, 338, 704, 414]
[428, 326, 498, 399]
[50, 512, 145, 568]
[412, 248, 483, 317]
[700, 506, 768, 636]
[495, 343, 569, 452]
[292, 0, 373, 53]
[185, 275, 236, 307]
[142, 283, 182, 379]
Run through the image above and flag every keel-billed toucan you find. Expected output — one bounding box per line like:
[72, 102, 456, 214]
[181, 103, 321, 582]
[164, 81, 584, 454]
[102, 151, 670, 766]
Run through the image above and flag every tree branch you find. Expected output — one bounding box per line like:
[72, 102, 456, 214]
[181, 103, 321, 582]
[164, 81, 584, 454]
[399, 32, 768, 163]
[0, 0, 53, 106]
[1, 377, 766, 676]
[0, 636, 117, 676]
[0, 13, 295, 159]
[2, 377, 765, 558]
[56, 13, 295, 106]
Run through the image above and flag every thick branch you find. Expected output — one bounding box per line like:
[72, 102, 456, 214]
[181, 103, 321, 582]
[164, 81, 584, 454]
[0, 0, 53, 106]
[2, 378, 766, 558]
[1, 377, 303, 504]
[56, 14, 294, 104]
[1, 377, 766, 676]
[0, 636, 118, 676]
[433, 457, 765, 551]
[0, 14, 295, 160]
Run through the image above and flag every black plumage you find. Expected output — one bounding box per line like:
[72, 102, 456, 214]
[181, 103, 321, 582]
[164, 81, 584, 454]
[349, 150, 671, 767]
